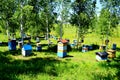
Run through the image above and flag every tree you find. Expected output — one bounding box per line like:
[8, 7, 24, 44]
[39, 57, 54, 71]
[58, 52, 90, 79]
[27, 0, 43, 36]
[70, 0, 96, 48]
[97, 9, 111, 45]
[28, 0, 57, 39]
[0, 0, 17, 39]
[100, 0, 120, 30]
[54, 0, 71, 39]
[97, 0, 120, 46]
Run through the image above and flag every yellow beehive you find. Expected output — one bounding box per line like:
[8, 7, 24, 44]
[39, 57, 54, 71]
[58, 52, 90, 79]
[107, 50, 116, 58]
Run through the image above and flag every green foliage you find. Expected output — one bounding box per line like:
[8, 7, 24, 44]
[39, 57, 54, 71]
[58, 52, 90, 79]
[0, 0, 58, 38]
[0, 20, 6, 34]
[0, 0, 16, 19]
[96, 9, 111, 44]
[0, 0, 17, 35]
[27, 0, 57, 37]
[100, 0, 120, 28]
[70, 0, 96, 45]
[54, 24, 64, 37]
[98, 9, 110, 34]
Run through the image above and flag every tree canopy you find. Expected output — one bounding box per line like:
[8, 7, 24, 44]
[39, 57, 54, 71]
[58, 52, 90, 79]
[70, 0, 96, 44]
[0, 0, 119, 41]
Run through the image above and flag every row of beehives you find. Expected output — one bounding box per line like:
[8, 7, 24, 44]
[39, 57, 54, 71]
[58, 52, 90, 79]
[7, 39, 68, 57]
[96, 44, 116, 61]
[8, 40, 42, 56]
[7, 39, 117, 60]
[80, 43, 117, 61]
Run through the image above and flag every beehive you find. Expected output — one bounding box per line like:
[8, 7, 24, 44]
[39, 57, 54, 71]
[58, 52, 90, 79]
[57, 40, 68, 58]
[36, 43, 42, 51]
[82, 46, 88, 52]
[95, 52, 108, 61]
[8, 40, 16, 50]
[107, 50, 116, 58]
[22, 44, 32, 56]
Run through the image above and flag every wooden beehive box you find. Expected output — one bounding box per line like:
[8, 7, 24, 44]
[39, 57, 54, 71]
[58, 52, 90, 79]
[107, 50, 116, 58]
[22, 44, 32, 56]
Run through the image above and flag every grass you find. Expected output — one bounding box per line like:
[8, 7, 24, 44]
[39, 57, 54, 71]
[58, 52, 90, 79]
[0, 25, 120, 80]
[1, 49, 120, 80]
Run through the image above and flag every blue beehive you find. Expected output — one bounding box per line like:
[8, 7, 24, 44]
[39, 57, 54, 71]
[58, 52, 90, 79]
[0, 41, 2, 46]
[57, 40, 68, 58]
[22, 44, 32, 56]
[88, 45, 93, 50]
[96, 55, 107, 61]
[82, 45, 88, 52]
[36, 46, 42, 51]
[73, 40, 77, 46]
[95, 52, 108, 61]
[70, 43, 75, 48]
[112, 43, 116, 50]
[57, 52, 67, 57]
[8, 40, 16, 50]
[36, 43, 42, 51]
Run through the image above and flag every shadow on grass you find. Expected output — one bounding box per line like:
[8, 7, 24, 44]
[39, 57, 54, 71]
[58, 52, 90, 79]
[0, 51, 64, 80]
[71, 44, 99, 52]
[0, 49, 22, 57]
[92, 54, 120, 80]
[43, 44, 72, 53]
[116, 47, 120, 51]
[91, 44, 99, 50]
[32, 44, 56, 52]
[0, 42, 8, 46]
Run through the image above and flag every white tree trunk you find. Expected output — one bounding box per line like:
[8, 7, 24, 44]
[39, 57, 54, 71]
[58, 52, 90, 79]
[6, 21, 10, 39]
[20, 2, 24, 45]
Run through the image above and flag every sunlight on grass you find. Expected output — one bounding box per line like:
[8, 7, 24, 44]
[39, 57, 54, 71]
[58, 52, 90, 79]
[1, 26, 120, 80]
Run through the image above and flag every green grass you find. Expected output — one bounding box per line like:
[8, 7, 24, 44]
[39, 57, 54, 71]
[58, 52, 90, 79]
[0, 33, 8, 42]
[0, 26, 120, 80]
[1, 49, 120, 80]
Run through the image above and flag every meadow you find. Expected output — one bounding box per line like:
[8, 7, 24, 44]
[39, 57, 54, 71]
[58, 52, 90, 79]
[0, 25, 120, 80]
